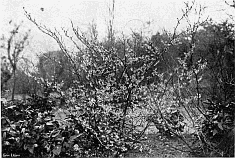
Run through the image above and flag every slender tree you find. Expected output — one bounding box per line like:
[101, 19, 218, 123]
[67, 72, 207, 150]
[0, 21, 30, 100]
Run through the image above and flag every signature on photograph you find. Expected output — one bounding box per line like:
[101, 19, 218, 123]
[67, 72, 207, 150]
[3, 153, 20, 158]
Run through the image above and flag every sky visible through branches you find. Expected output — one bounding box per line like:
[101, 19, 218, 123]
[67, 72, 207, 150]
[0, 0, 233, 63]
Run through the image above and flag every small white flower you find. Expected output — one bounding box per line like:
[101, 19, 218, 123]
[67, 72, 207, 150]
[74, 144, 79, 151]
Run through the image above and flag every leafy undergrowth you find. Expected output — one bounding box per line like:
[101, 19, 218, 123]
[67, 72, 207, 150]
[2, 100, 232, 158]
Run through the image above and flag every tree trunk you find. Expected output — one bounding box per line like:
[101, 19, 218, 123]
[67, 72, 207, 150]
[11, 70, 16, 100]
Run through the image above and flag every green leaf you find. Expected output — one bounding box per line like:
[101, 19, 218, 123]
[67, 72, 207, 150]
[28, 145, 34, 154]
[69, 135, 78, 142]
[2, 132, 6, 139]
[63, 142, 70, 148]
[7, 105, 16, 109]
[212, 129, 218, 136]
[1, 118, 10, 125]
[52, 145, 62, 155]
[46, 122, 54, 126]
[4, 141, 10, 145]
[51, 130, 61, 138]
[2, 127, 10, 132]
[217, 122, 223, 130]
[24, 144, 27, 150]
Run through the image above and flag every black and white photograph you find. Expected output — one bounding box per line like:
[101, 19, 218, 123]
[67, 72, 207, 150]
[1, 0, 235, 157]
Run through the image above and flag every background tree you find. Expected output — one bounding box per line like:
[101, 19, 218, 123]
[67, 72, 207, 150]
[37, 50, 75, 90]
[0, 21, 30, 100]
[1, 56, 12, 94]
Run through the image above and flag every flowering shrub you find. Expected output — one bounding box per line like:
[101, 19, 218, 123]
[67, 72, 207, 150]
[2, 40, 159, 157]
